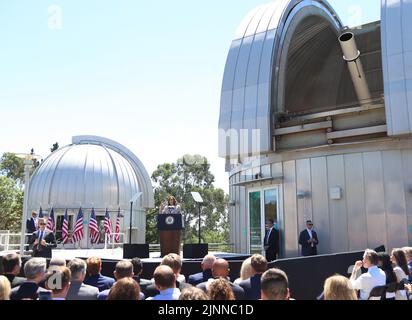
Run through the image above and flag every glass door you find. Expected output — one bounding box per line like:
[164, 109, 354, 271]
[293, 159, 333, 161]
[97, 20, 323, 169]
[249, 188, 279, 255]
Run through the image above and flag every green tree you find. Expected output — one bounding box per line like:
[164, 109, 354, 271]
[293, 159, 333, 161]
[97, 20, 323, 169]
[0, 176, 24, 231]
[146, 155, 229, 245]
[0, 153, 24, 182]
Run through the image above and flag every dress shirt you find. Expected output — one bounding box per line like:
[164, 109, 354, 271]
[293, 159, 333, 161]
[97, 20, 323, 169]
[146, 288, 181, 300]
[350, 266, 386, 300]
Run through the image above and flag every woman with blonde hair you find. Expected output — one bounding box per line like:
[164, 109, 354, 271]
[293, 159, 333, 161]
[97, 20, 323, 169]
[234, 257, 253, 285]
[323, 275, 357, 300]
[0, 275, 11, 300]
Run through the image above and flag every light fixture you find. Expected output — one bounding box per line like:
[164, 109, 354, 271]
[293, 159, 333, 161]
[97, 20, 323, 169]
[229, 200, 236, 206]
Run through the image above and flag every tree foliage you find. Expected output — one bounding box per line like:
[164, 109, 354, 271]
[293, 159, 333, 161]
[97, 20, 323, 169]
[0, 175, 24, 231]
[146, 155, 229, 245]
[0, 153, 25, 182]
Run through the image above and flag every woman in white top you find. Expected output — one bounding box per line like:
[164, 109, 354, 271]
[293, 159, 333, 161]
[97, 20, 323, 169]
[161, 196, 182, 215]
[391, 248, 410, 300]
[234, 257, 253, 285]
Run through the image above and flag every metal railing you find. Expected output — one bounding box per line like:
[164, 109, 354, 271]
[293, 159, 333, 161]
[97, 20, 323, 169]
[104, 233, 125, 250]
[0, 231, 32, 252]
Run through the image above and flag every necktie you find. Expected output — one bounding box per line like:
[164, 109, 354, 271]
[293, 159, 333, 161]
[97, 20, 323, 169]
[38, 231, 43, 249]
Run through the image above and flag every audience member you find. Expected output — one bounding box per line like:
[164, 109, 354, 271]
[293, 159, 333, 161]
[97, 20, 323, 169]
[66, 258, 99, 300]
[145, 254, 191, 298]
[391, 248, 409, 300]
[196, 258, 244, 300]
[377, 252, 397, 300]
[108, 277, 140, 300]
[234, 257, 252, 285]
[187, 254, 216, 286]
[98, 260, 144, 300]
[402, 247, 412, 282]
[0, 275, 11, 300]
[84, 257, 115, 292]
[208, 278, 235, 300]
[323, 275, 357, 300]
[44, 267, 71, 300]
[49, 257, 66, 267]
[349, 249, 386, 300]
[146, 265, 180, 300]
[131, 257, 152, 294]
[260, 268, 290, 300]
[1, 253, 26, 288]
[179, 287, 209, 300]
[10, 257, 48, 300]
[238, 254, 267, 300]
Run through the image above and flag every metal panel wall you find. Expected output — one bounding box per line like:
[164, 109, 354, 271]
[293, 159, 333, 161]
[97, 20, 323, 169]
[401, 150, 412, 245]
[344, 154, 368, 251]
[363, 152, 388, 248]
[382, 0, 412, 136]
[382, 150, 408, 250]
[327, 156, 349, 253]
[283, 160, 299, 257]
[310, 157, 331, 254]
[296, 159, 312, 231]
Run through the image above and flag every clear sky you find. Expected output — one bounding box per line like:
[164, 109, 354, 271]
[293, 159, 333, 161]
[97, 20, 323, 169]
[0, 0, 380, 193]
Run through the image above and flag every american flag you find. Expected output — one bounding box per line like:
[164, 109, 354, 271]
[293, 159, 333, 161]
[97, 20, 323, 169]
[89, 208, 100, 244]
[115, 208, 121, 243]
[72, 207, 84, 243]
[61, 209, 70, 244]
[46, 208, 56, 233]
[104, 208, 112, 237]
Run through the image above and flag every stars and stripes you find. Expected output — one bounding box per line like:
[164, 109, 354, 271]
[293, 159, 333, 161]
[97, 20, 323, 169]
[61, 209, 70, 244]
[115, 208, 121, 243]
[104, 208, 112, 237]
[72, 207, 84, 243]
[46, 208, 56, 233]
[89, 208, 100, 244]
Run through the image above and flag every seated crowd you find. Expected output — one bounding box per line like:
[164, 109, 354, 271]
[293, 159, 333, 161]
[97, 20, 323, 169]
[1, 247, 411, 300]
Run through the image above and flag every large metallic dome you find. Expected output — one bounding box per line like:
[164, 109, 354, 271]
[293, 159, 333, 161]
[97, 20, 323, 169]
[27, 136, 154, 211]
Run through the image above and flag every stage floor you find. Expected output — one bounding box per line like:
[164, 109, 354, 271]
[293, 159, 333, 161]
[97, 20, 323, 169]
[51, 248, 250, 262]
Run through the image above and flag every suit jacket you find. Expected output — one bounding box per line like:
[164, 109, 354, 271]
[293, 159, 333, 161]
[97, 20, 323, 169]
[264, 227, 280, 262]
[10, 281, 49, 300]
[29, 230, 57, 257]
[26, 218, 38, 233]
[133, 276, 152, 294]
[144, 280, 191, 298]
[298, 229, 319, 256]
[66, 280, 99, 300]
[84, 274, 115, 292]
[4, 274, 26, 288]
[188, 269, 213, 286]
[197, 278, 245, 300]
[238, 274, 262, 300]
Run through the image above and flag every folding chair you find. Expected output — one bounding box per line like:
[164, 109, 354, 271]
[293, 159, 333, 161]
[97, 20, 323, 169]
[367, 285, 386, 300]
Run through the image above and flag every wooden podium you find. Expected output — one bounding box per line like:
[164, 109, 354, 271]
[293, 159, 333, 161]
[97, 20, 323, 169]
[157, 214, 184, 257]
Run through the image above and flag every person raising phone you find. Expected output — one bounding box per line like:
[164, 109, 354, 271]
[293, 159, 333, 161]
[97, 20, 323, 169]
[160, 196, 181, 214]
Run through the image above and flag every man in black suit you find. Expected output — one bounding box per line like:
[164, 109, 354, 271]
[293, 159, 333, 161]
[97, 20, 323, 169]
[298, 220, 319, 256]
[196, 258, 245, 300]
[1, 253, 26, 288]
[10, 257, 49, 300]
[26, 211, 39, 234]
[130, 257, 152, 293]
[29, 218, 57, 257]
[187, 254, 216, 286]
[238, 254, 267, 300]
[264, 219, 280, 262]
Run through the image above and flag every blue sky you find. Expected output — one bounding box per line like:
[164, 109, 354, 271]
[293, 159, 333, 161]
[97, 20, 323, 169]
[0, 0, 380, 192]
